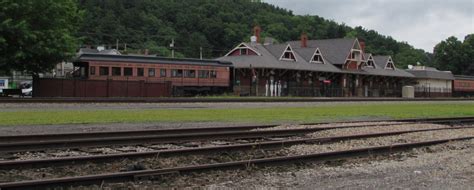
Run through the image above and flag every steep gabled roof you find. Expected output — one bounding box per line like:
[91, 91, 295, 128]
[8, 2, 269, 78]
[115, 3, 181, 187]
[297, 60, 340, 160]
[224, 43, 261, 56]
[288, 38, 356, 65]
[217, 43, 342, 73]
[373, 56, 392, 69]
[362, 53, 376, 68]
[362, 55, 413, 77]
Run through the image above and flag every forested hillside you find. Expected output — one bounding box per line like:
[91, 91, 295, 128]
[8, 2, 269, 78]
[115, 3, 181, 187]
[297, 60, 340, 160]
[77, 0, 430, 69]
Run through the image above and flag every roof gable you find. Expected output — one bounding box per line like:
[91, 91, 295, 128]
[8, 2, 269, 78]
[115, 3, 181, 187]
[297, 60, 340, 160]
[310, 48, 326, 64]
[289, 38, 357, 65]
[224, 43, 261, 56]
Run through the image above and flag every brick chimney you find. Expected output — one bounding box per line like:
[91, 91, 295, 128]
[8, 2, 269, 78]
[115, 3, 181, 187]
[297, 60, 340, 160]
[301, 32, 308, 48]
[253, 26, 261, 44]
[358, 38, 366, 53]
[144, 49, 149, 55]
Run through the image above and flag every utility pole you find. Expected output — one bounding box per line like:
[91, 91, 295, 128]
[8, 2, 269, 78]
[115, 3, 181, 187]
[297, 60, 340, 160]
[200, 47, 203, 60]
[170, 38, 175, 58]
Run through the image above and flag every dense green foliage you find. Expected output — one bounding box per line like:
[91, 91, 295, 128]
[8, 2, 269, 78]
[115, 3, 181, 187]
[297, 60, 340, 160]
[1, 0, 469, 75]
[1, 102, 473, 125]
[0, 0, 82, 75]
[433, 35, 474, 75]
[77, 0, 429, 69]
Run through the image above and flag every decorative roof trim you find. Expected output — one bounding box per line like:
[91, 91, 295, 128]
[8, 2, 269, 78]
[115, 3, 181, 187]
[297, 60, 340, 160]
[309, 48, 326, 64]
[279, 44, 297, 62]
[365, 54, 376, 68]
[385, 56, 396, 70]
[224, 43, 261, 56]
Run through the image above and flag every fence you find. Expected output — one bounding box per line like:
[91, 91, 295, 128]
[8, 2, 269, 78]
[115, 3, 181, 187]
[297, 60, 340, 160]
[414, 86, 452, 97]
[235, 85, 402, 97]
[33, 78, 172, 97]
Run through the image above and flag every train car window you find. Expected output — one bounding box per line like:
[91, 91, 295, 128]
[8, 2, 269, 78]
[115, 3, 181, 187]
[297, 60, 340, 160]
[198, 70, 209, 78]
[160, 69, 166, 77]
[112, 67, 121, 76]
[148, 68, 155, 77]
[210, 70, 217, 78]
[90, 66, 96, 75]
[184, 70, 196, 78]
[171, 69, 183, 78]
[124, 67, 133, 76]
[137, 68, 144, 77]
[99, 67, 109, 76]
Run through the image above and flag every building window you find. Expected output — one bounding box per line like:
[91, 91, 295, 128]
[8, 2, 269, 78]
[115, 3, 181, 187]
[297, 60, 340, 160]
[112, 67, 121, 76]
[210, 70, 217, 78]
[311, 50, 324, 64]
[90, 66, 96, 75]
[148, 68, 155, 77]
[171, 69, 183, 78]
[124, 67, 133, 76]
[282, 52, 294, 60]
[198, 70, 209, 78]
[184, 70, 196, 78]
[99, 67, 109, 76]
[137, 68, 144, 77]
[280, 46, 296, 61]
[367, 60, 374, 67]
[160, 69, 166, 77]
[239, 48, 248, 55]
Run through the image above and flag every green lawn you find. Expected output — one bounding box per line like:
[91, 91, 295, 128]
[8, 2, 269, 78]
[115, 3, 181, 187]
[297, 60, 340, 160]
[1, 103, 474, 126]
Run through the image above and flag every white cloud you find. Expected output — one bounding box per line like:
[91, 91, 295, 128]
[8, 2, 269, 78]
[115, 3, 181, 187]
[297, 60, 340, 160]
[264, 0, 474, 52]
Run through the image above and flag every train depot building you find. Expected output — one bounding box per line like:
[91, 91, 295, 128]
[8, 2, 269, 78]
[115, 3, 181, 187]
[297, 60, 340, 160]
[218, 31, 414, 97]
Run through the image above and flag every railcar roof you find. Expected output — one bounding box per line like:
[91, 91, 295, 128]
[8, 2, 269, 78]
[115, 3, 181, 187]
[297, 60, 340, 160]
[75, 53, 232, 67]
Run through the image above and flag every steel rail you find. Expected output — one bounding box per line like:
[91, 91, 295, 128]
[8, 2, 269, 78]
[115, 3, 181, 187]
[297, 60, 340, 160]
[0, 120, 461, 153]
[1, 118, 473, 153]
[0, 126, 471, 169]
[2, 116, 473, 143]
[0, 136, 472, 189]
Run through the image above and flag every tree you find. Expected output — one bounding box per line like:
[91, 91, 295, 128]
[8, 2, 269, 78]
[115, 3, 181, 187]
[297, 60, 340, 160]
[433, 36, 471, 75]
[0, 0, 82, 75]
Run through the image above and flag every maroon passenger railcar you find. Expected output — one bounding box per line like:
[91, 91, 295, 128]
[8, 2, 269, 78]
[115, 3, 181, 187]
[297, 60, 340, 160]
[453, 75, 474, 97]
[73, 54, 233, 96]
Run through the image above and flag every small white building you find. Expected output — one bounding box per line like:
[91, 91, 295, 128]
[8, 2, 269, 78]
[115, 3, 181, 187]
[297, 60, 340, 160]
[406, 66, 454, 97]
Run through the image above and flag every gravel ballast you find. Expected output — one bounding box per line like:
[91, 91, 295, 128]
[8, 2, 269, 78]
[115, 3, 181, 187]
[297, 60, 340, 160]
[0, 125, 472, 185]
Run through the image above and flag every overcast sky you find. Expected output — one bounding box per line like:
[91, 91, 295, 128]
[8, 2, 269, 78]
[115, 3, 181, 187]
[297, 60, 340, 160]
[264, 0, 473, 53]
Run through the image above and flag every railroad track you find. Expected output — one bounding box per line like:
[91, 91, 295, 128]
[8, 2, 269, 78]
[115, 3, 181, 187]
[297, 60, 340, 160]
[0, 126, 471, 170]
[0, 117, 473, 189]
[0, 136, 472, 189]
[0, 97, 473, 103]
[1, 117, 473, 153]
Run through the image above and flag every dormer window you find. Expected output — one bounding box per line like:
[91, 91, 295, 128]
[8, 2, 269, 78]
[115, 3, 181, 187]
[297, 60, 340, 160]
[280, 45, 297, 61]
[385, 58, 395, 70]
[365, 55, 375, 68]
[310, 48, 325, 64]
